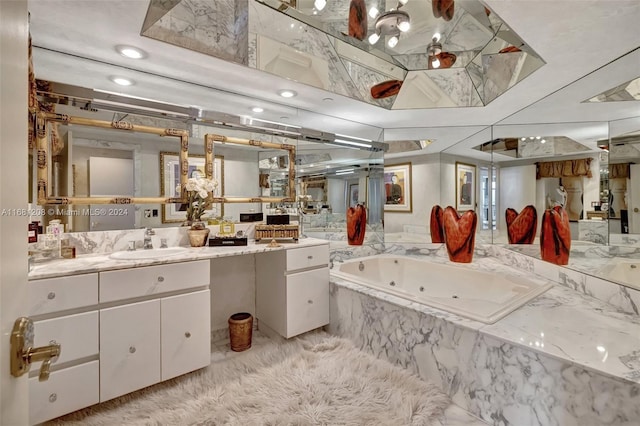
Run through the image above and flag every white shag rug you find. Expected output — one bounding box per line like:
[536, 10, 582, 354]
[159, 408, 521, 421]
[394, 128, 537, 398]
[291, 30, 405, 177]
[49, 333, 450, 425]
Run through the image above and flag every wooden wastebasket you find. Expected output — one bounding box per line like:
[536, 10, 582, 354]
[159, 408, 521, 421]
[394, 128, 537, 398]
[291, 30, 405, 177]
[228, 312, 253, 352]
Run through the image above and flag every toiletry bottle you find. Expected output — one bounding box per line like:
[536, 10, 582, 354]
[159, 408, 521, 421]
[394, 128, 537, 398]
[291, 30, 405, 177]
[28, 222, 38, 243]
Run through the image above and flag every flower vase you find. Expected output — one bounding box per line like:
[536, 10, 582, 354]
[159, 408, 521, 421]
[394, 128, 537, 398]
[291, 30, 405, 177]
[187, 223, 210, 247]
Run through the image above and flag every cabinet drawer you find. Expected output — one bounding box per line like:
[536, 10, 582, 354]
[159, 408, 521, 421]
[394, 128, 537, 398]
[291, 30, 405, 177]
[161, 290, 211, 380]
[100, 300, 160, 402]
[286, 267, 329, 338]
[29, 274, 98, 316]
[286, 245, 329, 272]
[34, 311, 98, 366]
[29, 360, 99, 425]
[100, 260, 210, 302]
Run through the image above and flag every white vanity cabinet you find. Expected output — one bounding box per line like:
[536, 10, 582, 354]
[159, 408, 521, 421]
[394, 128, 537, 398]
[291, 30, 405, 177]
[256, 244, 330, 338]
[28, 260, 211, 423]
[29, 273, 100, 425]
[98, 260, 211, 402]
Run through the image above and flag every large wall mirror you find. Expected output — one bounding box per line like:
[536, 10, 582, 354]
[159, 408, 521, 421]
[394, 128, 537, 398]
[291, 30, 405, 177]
[489, 119, 640, 291]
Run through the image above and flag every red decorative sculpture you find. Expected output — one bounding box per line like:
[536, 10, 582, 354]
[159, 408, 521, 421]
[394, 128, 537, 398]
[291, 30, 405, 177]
[430, 205, 445, 243]
[371, 80, 403, 99]
[428, 52, 457, 69]
[347, 204, 367, 245]
[443, 207, 477, 263]
[348, 0, 368, 41]
[433, 0, 455, 21]
[540, 206, 571, 265]
[505, 205, 537, 244]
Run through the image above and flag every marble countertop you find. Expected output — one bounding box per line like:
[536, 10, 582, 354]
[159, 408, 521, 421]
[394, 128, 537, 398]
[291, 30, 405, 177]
[331, 253, 640, 386]
[29, 238, 329, 280]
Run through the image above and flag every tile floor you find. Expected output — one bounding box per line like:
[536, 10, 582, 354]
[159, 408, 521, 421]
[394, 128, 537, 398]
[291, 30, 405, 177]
[212, 331, 487, 425]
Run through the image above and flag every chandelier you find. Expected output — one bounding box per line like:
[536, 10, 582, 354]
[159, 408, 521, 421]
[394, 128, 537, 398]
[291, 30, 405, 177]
[367, 0, 411, 48]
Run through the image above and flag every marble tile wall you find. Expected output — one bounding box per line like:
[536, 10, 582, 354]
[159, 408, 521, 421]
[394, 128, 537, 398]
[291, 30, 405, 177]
[59, 223, 258, 256]
[329, 281, 640, 425]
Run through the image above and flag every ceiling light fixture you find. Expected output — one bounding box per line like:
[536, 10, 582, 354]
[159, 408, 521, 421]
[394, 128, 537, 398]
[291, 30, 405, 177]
[427, 36, 443, 68]
[116, 45, 146, 59]
[368, 1, 411, 48]
[109, 76, 134, 86]
[278, 89, 297, 98]
[251, 107, 264, 113]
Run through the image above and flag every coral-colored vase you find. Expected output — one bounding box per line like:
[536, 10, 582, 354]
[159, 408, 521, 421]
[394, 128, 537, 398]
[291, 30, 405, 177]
[540, 206, 571, 265]
[505, 205, 537, 244]
[348, 0, 367, 40]
[347, 204, 367, 245]
[443, 207, 477, 263]
[430, 205, 445, 243]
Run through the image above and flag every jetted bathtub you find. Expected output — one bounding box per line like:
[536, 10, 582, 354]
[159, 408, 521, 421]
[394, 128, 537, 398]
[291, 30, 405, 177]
[601, 261, 640, 289]
[332, 255, 552, 324]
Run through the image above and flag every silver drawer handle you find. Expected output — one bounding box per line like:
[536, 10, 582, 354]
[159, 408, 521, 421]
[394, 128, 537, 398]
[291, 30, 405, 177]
[49, 393, 57, 403]
[157, 276, 165, 282]
[307, 255, 313, 259]
[129, 346, 136, 354]
[308, 299, 313, 304]
[185, 331, 191, 338]
[47, 292, 56, 300]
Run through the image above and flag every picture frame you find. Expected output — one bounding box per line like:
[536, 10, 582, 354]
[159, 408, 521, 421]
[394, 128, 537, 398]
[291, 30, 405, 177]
[160, 152, 224, 223]
[384, 163, 412, 213]
[348, 183, 359, 207]
[455, 162, 476, 211]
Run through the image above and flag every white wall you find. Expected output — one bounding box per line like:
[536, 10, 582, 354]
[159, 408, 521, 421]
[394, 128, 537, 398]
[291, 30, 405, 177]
[499, 165, 537, 233]
[210, 255, 256, 331]
[384, 155, 440, 234]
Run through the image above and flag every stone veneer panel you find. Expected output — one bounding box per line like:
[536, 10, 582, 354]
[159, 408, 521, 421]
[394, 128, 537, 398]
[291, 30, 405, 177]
[329, 282, 640, 426]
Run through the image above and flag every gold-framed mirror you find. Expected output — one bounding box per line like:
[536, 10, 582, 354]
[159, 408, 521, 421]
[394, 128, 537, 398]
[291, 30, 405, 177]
[204, 133, 296, 204]
[35, 111, 189, 206]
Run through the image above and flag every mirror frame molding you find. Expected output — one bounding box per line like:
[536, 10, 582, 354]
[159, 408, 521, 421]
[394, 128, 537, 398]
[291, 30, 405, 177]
[36, 112, 189, 205]
[204, 133, 296, 203]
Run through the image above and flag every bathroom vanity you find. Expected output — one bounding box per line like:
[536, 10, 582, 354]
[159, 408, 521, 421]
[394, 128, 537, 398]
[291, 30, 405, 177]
[27, 238, 330, 424]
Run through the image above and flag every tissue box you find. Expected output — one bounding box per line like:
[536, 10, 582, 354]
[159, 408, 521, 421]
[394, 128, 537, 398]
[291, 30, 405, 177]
[266, 214, 290, 225]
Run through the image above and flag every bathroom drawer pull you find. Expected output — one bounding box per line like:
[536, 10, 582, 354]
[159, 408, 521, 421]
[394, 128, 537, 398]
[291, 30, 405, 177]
[47, 292, 56, 300]
[185, 331, 191, 338]
[307, 299, 313, 304]
[49, 393, 57, 403]
[129, 346, 136, 354]
[157, 276, 165, 282]
[307, 255, 313, 259]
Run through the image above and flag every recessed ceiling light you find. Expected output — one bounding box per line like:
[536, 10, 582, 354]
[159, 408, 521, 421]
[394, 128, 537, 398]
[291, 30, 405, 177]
[109, 76, 134, 86]
[278, 90, 297, 98]
[251, 107, 264, 113]
[116, 45, 146, 59]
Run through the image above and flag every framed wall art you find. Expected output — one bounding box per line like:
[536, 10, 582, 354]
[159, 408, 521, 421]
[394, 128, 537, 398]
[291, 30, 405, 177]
[384, 163, 412, 213]
[455, 162, 476, 211]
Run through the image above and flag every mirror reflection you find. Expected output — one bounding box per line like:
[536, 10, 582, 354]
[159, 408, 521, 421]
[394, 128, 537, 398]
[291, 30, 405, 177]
[489, 120, 640, 291]
[142, 0, 544, 109]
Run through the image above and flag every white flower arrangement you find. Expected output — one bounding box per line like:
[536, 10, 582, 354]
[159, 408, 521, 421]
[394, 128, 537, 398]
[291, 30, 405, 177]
[183, 176, 218, 226]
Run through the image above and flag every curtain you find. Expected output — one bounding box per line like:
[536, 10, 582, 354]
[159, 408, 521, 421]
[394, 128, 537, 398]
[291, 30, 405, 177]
[609, 163, 630, 179]
[536, 158, 593, 179]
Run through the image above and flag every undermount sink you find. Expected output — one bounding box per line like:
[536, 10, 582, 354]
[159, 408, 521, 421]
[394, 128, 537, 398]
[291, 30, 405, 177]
[109, 247, 189, 260]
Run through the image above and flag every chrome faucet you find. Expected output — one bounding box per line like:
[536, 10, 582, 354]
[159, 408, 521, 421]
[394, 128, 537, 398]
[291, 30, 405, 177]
[143, 227, 155, 249]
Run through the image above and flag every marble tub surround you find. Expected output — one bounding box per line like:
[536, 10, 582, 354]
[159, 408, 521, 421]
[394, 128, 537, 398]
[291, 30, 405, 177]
[329, 260, 640, 425]
[28, 236, 328, 280]
[490, 245, 640, 317]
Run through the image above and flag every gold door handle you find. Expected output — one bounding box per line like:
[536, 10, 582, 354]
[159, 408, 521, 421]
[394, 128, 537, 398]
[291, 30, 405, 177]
[10, 317, 61, 381]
